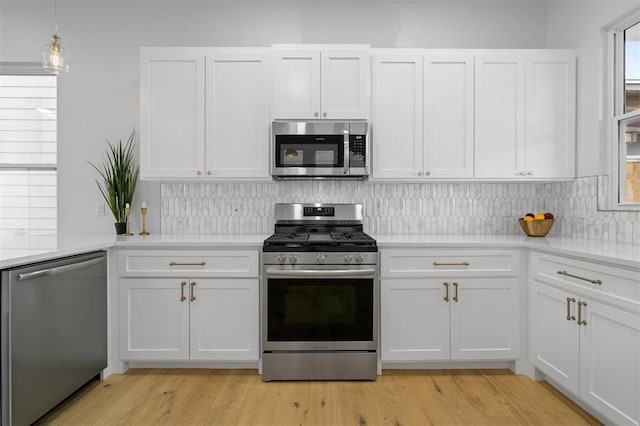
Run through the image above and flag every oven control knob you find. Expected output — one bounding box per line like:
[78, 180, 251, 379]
[277, 254, 287, 264]
[289, 255, 298, 264]
[355, 254, 364, 263]
[344, 254, 353, 263]
[316, 254, 327, 264]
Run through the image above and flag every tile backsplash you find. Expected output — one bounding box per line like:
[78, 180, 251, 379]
[161, 176, 640, 244]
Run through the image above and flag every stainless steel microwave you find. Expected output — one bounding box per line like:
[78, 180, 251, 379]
[271, 121, 369, 179]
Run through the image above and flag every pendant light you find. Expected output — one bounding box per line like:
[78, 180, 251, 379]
[41, 0, 70, 75]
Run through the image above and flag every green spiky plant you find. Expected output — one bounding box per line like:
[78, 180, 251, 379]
[89, 129, 139, 224]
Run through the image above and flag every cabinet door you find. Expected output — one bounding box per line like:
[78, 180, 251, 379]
[206, 51, 270, 178]
[450, 278, 519, 360]
[423, 55, 474, 178]
[381, 278, 450, 361]
[371, 54, 423, 179]
[140, 49, 205, 179]
[189, 278, 259, 361]
[320, 50, 369, 119]
[579, 299, 640, 426]
[119, 278, 189, 360]
[528, 281, 579, 393]
[525, 52, 576, 179]
[272, 49, 320, 119]
[475, 54, 526, 179]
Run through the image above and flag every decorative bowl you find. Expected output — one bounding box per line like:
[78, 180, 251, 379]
[519, 218, 554, 237]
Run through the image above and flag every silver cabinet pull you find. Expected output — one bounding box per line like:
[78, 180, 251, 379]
[180, 282, 187, 302]
[169, 261, 206, 267]
[566, 297, 576, 321]
[557, 270, 602, 285]
[453, 282, 459, 302]
[433, 261, 470, 267]
[443, 282, 449, 302]
[190, 282, 196, 302]
[577, 301, 588, 326]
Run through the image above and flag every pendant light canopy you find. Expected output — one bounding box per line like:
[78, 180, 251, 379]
[41, 0, 70, 75]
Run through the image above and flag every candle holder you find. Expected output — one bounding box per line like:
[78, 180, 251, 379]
[140, 207, 150, 235]
[124, 206, 134, 236]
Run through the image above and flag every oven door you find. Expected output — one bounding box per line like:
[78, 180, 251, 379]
[262, 265, 377, 351]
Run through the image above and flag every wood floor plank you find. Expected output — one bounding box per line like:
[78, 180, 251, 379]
[36, 369, 602, 426]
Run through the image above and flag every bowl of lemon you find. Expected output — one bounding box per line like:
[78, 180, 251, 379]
[519, 212, 554, 237]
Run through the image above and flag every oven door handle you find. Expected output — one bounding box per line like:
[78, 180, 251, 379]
[266, 268, 376, 278]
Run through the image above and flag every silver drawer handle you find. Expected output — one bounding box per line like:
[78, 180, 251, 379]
[169, 261, 206, 267]
[433, 261, 470, 267]
[557, 270, 602, 285]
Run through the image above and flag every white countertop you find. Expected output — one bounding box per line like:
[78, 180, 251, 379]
[373, 234, 640, 269]
[0, 233, 116, 270]
[1, 232, 638, 270]
[0, 233, 269, 270]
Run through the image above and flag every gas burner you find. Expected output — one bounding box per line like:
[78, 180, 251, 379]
[263, 203, 377, 253]
[330, 231, 375, 244]
[264, 233, 309, 245]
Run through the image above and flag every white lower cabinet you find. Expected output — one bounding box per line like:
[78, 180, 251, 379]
[117, 250, 259, 362]
[529, 252, 640, 425]
[119, 277, 258, 361]
[380, 249, 520, 362]
[382, 277, 518, 361]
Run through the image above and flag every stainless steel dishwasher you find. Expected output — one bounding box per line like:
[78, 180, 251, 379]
[1, 251, 107, 426]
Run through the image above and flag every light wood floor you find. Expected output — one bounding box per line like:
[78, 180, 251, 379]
[37, 369, 600, 426]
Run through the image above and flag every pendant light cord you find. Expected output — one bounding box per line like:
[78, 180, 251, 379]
[54, 0, 59, 34]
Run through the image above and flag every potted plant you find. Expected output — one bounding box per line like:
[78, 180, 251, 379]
[90, 129, 139, 234]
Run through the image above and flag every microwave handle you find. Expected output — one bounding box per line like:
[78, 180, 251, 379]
[344, 128, 350, 175]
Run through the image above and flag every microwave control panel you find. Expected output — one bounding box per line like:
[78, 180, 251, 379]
[349, 134, 366, 168]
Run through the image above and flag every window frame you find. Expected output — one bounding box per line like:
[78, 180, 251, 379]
[604, 7, 640, 211]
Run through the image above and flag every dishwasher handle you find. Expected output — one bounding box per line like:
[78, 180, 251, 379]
[17, 256, 105, 282]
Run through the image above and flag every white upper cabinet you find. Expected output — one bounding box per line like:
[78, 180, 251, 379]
[475, 50, 576, 180]
[205, 51, 270, 178]
[140, 47, 270, 180]
[372, 53, 474, 180]
[423, 55, 474, 178]
[372, 53, 424, 179]
[272, 46, 370, 120]
[525, 52, 576, 179]
[474, 54, 526, 179]
[140, 50, 205, 179]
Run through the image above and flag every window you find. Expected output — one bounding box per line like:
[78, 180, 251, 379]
[0, 66, 57, 235]
[607, 8, 640, 208]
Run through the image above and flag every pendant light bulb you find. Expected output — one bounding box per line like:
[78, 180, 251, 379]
[41, 0, 70, 75]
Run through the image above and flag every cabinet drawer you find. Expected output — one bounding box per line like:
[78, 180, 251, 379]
[530, 252, 640, 311]
[117, 250, 259, 277]
[380, 249, 519, 278]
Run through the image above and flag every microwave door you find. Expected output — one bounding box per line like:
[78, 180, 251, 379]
[274, 135, 345, 177]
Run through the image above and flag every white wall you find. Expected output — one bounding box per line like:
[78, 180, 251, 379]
[0, 0, 631, 234]
[545, 0, 639, 178]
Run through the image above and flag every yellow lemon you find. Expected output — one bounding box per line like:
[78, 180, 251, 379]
[534, 213, 545, 220]
[523, 216, 534, 222]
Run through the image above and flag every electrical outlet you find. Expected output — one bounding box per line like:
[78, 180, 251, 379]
[96, 201, 105, 216]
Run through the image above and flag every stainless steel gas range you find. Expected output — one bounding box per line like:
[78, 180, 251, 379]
[261, 203, 378, 381]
